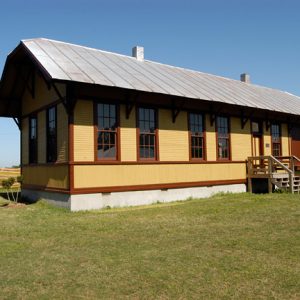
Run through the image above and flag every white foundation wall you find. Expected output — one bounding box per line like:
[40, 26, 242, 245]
[22, 183, 246, 211]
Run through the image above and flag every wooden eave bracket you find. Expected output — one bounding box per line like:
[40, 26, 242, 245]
[209, 103, 224, 126]
[14, 63, 36, 99]
[13, 117, 21, 130]
[126, 101, 135, 119]
[265, 119, 271, 131]
[23, 69, 35, 99]
[171, 99, 184, 123]
[52, 82, 65, 103]
[63, 83, 77, 116]
[210, 113, 216, 127]
[125, 92, 138, 119]
[240, 110, 254, 129]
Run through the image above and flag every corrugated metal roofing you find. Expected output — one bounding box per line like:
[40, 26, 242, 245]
[21, 38, 300, 116]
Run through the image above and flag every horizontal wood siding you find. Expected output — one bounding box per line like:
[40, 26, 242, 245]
[159, 109, 189, 161]
[205, 116, 216, 161]
[73, 100, 94, 161]
[264, 122, 272, 155]
[23, 165, 69, 189]
[74, 163, 246, 188]
[57, 103, 69, 162]
[281, 123, 289, 156]
[120, 104, 136, 161]
[231, 117, 251, 160]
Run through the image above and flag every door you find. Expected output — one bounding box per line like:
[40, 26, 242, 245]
[291, 126, 300, 161]
[251, 121, 263, 156]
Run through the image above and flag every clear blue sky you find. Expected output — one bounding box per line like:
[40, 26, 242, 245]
[0, 0, 299, 167]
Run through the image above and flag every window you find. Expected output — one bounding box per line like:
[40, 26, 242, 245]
[138, 107, 157, 160]
[29, 116, 37, 164]
[271, 124, 281, 156]
[251, 121, 262, 135]
[96, 103, 118, 160]
[216, 116, 230, 159]
[47, 106, 57, 162]
[189, 113, 205, 159]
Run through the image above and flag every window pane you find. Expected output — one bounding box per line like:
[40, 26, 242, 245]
[96, 103, 118, 160]
[139, 108, 144, 121]
[47, 107, 57, 162]
[150, 109, 154, 122]
[190, 113, 205, 159]
[271, 124, 281, 156]
[104, 104, 109, 117]
[138, 108, 157, 159]
[29, 116, 37, 163]
[217, 117, 229, 159]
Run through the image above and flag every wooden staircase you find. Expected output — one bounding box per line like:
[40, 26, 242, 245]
[247, 155, 300, 194]
[271, 173, 300, 193]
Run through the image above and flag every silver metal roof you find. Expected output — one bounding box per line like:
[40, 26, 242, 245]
[21, 38, 300, 115]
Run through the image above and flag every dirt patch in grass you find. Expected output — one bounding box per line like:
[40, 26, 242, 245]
[0, 202, 26, 208]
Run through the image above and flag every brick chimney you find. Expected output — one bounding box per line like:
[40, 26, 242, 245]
[240, 73, 250, 83]
[132, 46, 144, 61]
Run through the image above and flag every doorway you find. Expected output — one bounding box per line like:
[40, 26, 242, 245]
[251, 121, 263, 156]
[291, 126, 300, 169]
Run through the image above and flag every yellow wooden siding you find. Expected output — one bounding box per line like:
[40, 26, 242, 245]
[205, 116, 216, 161]
[73, 100, 94, 161]
[231, 117, 251, 160]
[21, 118, 29, 165]
[22, 74, 65, 116]
[159, 109, 189, 161]
[37, 111, 46, 163]
[281, 123, 289, 156]
[263, 122, 272, 155]
[120, 104, 136, 161]
[23, 165, 69, 189]
[74, 163, 246, 188]
[57, 103, 69, 162]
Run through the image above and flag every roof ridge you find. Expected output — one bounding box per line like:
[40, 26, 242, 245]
[21, 37, 139, 61]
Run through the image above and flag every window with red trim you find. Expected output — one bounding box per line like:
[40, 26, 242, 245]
[189, 113, 205, 159]
[138, 107, 157, 160]
[216, 116, 230, 159]
[271, 124, 281, 156]
[29, 116, 37, 164]
[96, 103, 118, 160]
[47, 106, 57, 163]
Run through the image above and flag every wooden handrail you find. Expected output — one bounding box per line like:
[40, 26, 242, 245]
[269, 155, 293, 175]
[247, 155, 294, 193]
[292, 155, 300, 163]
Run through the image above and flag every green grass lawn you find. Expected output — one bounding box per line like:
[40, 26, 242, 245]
[0, 193, 299, 299]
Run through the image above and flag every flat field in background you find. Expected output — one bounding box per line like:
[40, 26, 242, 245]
[0, 193, 299, 299]
[0, 168, 20, 189]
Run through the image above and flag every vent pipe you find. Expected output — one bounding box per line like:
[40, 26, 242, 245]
[132, 46, 144, 61]
[240, 73, 250, 83]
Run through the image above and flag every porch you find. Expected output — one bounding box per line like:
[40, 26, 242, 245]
[247, 156, 300, 193]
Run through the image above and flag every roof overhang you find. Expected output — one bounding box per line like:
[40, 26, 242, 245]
[0, 42, 52, 118]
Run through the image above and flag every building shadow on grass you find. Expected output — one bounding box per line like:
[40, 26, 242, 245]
[0, 192, 37, 206]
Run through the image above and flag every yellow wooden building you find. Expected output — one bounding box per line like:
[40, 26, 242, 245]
[0, 38, 300, 210]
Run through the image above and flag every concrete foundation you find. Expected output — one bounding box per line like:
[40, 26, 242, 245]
[22, 183, 246, 211]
